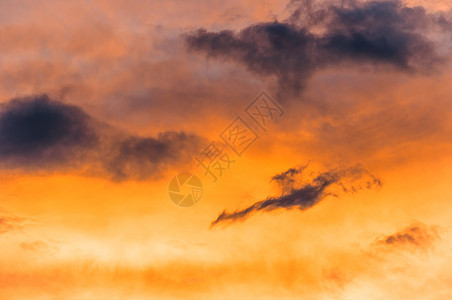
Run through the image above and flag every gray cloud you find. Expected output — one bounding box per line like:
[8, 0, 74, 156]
[186, 0, 450, 97]
[211, 165, 381, 227]
[0, 95, 205, 181]
[102, 131, 205, 181]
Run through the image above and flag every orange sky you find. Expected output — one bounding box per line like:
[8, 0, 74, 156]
[0, 0, 451, 299]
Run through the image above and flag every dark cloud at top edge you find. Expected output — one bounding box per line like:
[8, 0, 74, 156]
[185, 0, 450, 99]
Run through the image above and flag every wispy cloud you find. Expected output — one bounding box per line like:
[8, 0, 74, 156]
[377, 222, 440, 249]
[211, 164, 381, 227]
[0, 209, 28, 234]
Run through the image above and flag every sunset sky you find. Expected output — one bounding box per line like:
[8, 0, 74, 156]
[0, 0, 451, 299]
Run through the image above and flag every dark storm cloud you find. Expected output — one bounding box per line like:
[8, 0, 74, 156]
[0, 95, 98, 169]
[211, 165, 381, 227]
[0, 95, 204, 180]
[186, 0, 449, 96]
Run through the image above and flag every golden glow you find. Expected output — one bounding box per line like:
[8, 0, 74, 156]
[0, 0, 451, 299]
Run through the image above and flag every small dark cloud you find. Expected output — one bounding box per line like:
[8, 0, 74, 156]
[0, 95, 205, 181]
[378, 222, 439, 248]
[185, 0, 449, 97]
[211, 165, 381, 227]
[102, 132, 205, 181]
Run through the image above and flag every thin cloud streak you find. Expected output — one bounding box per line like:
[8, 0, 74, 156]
[211, 165, 381, 227]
